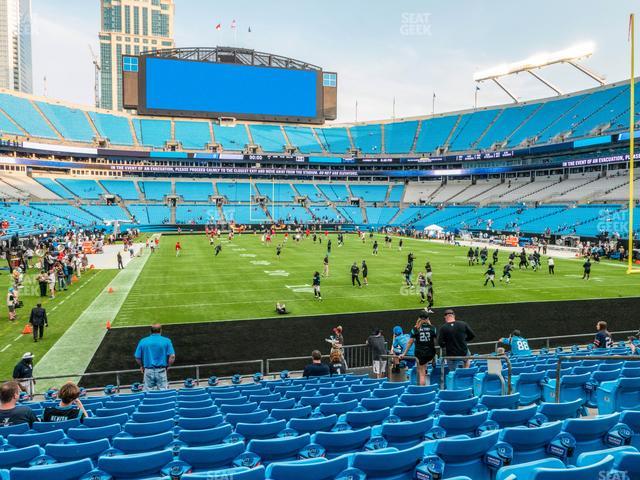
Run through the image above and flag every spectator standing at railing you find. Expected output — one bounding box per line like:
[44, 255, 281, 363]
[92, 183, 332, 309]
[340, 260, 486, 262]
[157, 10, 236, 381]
[437, 309, 475, 370]
[594, 321, 612, 349]
[400, 312, 437, 386]
[367, 329, 387, 379]
[135, 324, 176, 391]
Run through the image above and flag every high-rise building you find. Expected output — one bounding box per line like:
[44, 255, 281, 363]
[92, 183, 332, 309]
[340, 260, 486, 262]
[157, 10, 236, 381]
[99, 0, 174, 111]
[0, 0, 33, 94]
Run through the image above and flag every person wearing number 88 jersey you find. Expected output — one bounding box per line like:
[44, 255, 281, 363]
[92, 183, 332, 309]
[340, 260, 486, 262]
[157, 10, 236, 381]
[499, 330, 531, 356]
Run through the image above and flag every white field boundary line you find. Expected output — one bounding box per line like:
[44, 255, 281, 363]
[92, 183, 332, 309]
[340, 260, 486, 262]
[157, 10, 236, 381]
[33, 242, 155, 388]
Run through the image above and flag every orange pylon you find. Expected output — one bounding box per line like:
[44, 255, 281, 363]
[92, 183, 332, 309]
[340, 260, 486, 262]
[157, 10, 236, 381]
[106, 320, 112, 330]
[108, 287, 114, 293]
[22, 324, 32, 335]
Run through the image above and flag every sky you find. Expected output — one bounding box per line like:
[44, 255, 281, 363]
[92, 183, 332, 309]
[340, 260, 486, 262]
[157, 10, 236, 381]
[30, 0, 638, 122]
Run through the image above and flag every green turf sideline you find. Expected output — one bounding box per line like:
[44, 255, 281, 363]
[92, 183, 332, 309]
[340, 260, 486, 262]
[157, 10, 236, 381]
[33, 242, 155, 386]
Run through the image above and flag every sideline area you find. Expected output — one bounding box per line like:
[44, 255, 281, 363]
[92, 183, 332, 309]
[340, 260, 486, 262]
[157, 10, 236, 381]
[33, 237, 157, 387]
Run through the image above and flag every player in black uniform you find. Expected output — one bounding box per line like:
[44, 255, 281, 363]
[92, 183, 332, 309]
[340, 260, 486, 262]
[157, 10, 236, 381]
[500, 261, 513, 284]
[425, 262, 433, 281]
[323, 255, 329, 277]
[407, 252, 415, 265]
[467, 247, 475, 266]
[418, 273, 427, 303]
[474, 247, 480, 265]
[484, 263, 496, 287]
[480, 247, 488, 266]
[426, 279, 434, 313]
[372, 240, 379, 255]
[400, 312, 437, 386]
[583, 258, 591, 280]
[313, 271, 322, 300]
[276, 244, 282, 259]
[327, 239, 332, 254]
[492, 248, 499, 265]
[351, 262, 362, 287]
[518, 249, 528, 269]
[360, 260, 368, 286]
[398, 239, 403, 251]
[403, 262, 414, 288]
[214, 244, 222, 257]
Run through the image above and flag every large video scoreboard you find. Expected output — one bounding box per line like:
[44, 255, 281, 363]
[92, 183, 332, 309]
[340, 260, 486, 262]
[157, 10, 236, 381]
[123, 48, 337, 124]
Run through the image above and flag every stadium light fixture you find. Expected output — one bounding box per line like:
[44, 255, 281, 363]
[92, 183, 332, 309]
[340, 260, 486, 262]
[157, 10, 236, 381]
[473, 42, 605, 103]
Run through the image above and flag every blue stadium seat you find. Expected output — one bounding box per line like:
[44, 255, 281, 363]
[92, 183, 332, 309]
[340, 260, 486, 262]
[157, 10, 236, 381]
[503, 455, 615, 479]
[7, 429, 65, 448]
[537, 399, 583, 422]
[137, 402, 176, 412]
[542, 373, 591, 405]
[131, 408, 175, 423]
[361, 395, 399, 410]
[575, 445, 638, 468]
[561, 413, 624, 464]
[265, 456, 349, 480]
[96, 405, 136, 417]
[259, 399, 296, 411]
[512, 371, 546, 405]
[437, 388, 474, 401]
[112, 431, 174, 454]
[45, 438, 110, 462]
[611, 451, 640, 478]
[246, 433, 311, 464]
[345, 407, 391, 428]
[236, 420, 287, 440]
[299, 395, 334, 409]
[288, 415, 338, 434]
[398, 392, 436, 406]
[319, 400, 358, 416]
[312, 427, 372, 458]
[182, 466, 266, 480]
[489, 404, 538, 428]
[271, 406, 312, 421]
[380, 416, 434, 449]
[437, 397, 478, 415]
[597, 377, 640, 414]
[67, 424, 122, 442]
[438, 411, 489, 437]
[621, 410, 640, 449]
[32, 418, 81, 433]
[0, 424, 29, 437]
[0, 445, 43, 469]
[177, 406, 218, 418]
[178, 424, 233, 446]
[495, 458, 567, 480]
[177, 414, 224, 430]
[219, 402, 259, 414]
[123, 418, 175, 437]
[446, 367, 479, 390]
[429, 430, 501, 480]
[351, 443, 425, 479]
[499, 421, 564, 464]
[9, 458, 93, 480]
[392, 402, 436, 422]
[178, 442, 245, 471]
[479, 393, 520, 410]
[96, 449, 174, 479]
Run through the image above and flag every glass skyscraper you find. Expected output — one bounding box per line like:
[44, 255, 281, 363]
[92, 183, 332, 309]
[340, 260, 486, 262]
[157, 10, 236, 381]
[0, 0, 33, 94]
[99, 0, 174, 111]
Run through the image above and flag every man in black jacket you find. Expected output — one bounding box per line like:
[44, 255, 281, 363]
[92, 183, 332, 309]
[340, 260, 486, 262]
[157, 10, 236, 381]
[437, 309, 475, 370]
[12, 353, 34, 396]
[29, 304, 48, 342]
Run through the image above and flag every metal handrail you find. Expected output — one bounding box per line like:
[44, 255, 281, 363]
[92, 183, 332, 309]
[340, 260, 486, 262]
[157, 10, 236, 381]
[441, 355, 512, 394]
[553, 355, 640, 402]
[8, 328, 637, 397]
[16, 360, 263, 396]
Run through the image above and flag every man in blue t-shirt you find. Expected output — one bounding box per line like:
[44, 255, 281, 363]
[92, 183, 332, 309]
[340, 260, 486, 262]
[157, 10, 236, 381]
[499, 330, 531, 356]
[392, 326, 415, 368]
[594, 321, 612, 349]
[134, 324, 176, 391]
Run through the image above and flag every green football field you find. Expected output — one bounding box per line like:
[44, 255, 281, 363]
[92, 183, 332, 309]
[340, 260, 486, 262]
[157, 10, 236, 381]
[114, 233, 640, 326]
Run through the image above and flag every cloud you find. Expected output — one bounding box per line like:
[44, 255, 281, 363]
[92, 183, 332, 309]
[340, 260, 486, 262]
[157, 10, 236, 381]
[31, 12, 96, 106]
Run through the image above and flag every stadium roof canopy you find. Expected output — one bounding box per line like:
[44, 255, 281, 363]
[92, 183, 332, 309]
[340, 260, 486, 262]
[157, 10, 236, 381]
[138, 46, 322, 72]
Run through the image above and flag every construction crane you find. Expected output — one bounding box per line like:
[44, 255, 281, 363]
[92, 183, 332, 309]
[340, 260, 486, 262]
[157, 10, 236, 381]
[88, 44, 101, 108]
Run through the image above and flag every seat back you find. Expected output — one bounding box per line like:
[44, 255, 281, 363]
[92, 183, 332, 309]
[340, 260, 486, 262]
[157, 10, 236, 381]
[97, 449, 174, 479]
[45, 438, 110, 462]
[179, 442, 245, 469]
[246, 433, 311, 464]
[9, 458, 93, 480]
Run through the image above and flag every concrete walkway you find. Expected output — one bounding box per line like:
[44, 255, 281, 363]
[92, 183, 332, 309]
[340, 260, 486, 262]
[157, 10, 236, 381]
[34, 238, 156, 386]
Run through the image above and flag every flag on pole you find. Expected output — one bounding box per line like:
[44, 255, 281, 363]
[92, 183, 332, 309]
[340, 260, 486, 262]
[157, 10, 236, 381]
[231, 19, 237, 29]
[215, 23, 221, 31]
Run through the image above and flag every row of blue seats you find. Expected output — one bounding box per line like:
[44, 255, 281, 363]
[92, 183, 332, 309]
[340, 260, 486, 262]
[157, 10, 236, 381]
[3, 412, 640, 479]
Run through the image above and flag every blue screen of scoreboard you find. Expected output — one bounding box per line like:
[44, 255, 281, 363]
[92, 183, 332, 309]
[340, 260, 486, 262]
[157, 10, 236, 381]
[144, 57, 318, 119]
